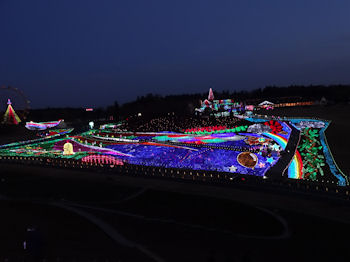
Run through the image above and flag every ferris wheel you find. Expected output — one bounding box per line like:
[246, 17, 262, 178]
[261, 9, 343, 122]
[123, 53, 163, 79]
[0, 86, 30, 119]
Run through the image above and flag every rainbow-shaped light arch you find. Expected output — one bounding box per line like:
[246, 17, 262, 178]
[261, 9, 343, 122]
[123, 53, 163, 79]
[263, 133, 303, 179]
[288, 151, 303, 179]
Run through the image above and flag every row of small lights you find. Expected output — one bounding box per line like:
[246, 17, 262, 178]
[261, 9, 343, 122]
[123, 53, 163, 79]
[0, 155, 343, 189]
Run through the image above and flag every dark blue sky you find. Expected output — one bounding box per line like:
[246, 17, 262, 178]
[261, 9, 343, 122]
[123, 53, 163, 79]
[1, 0, 350, 108]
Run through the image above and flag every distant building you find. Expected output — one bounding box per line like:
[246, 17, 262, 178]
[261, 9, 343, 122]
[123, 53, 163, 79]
[195, 88, 244, 117]
[253, 96, 314, 108]
[320, 96, 328, 106]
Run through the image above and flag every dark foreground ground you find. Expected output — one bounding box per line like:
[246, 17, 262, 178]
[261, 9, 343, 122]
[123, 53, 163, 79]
[1, 164, 350, 262]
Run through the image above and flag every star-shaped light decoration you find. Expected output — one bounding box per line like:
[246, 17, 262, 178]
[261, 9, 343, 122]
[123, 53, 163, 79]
[228, 165, 237, 172]
[266, 157, 275, 165]
[271, 144, 280, 151]
[258, 162, 265, 168]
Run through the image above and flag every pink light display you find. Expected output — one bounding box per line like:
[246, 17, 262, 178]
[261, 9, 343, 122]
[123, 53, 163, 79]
[81, 155, 124, 165]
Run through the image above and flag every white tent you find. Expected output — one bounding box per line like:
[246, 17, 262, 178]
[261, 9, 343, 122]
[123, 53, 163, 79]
[258, 101, 274, 106]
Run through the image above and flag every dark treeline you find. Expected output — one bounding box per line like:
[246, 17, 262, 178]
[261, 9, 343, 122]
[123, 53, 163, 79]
[22, 85, 350, 121]
[27, 107, 106, 122]
[242, 85, 350, 101]
[119, 85, 350, 117]
[120, 93, 202, 118]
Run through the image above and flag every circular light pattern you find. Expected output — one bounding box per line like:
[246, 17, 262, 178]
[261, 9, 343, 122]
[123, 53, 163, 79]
[237, 152, 258, 169]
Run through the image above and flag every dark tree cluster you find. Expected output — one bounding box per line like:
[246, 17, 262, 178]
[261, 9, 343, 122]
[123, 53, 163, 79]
[119, 93, 204, 118]
[118, 85, 350, 118]
[23, 85, 350, 122]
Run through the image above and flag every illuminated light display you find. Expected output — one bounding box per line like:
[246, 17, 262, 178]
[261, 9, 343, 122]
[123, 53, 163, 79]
[2, 99, 21, 125]
[63, 141, 74, 155]
[270, 144, 280, 151]
[52, 139, 134, 158]
[100, 122, 123, 129]
[195, 88, 243, 115]
[228, 165, 237, 172]
[199, 138, 226, 144]
[266, 157, 275, 165]
[245, 136, 271, 146]
[0, 86, 31, 120]
[287, 118, 348, 185]
[141, 141, 197, 151]
[152, 132, 250, 146]
[245, 105, 255, 111]
[274, 101, 314, 108]
[81, 155, 124, 165]
[0, 115, 347, 187]
[184, 126, 227, 134]
[258, 101, 274, 110]
[263, 132, 302, 179]
[184, 125, 248, 135]
[298, 128, 325, 180]
[237, 152, 258, 168]
[288, 151, 303, 180]
[25, 120, 63, 130]
[208, 88, 214, 100]
[258, 162, 265, 168]
[37, 129, 73, 138]
[91, 134, 139, 143]
[263, 120, 283, 134]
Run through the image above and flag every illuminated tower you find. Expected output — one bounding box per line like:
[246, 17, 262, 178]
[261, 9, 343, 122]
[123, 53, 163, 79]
[2, 99, 21, 125]
[208, 88, 214, 101]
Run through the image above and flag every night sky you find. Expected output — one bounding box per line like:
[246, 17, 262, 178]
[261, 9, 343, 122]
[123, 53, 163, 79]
[1, 0, 350, 109]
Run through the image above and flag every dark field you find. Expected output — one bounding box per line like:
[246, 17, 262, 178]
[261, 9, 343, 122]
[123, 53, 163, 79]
[1, 164, 350, 261]
[0, 125, 38, 145]
[0, 200, 142, 261]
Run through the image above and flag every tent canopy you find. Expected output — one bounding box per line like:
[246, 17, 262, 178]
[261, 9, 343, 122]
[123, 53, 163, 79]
[258, 101, 274, 106]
